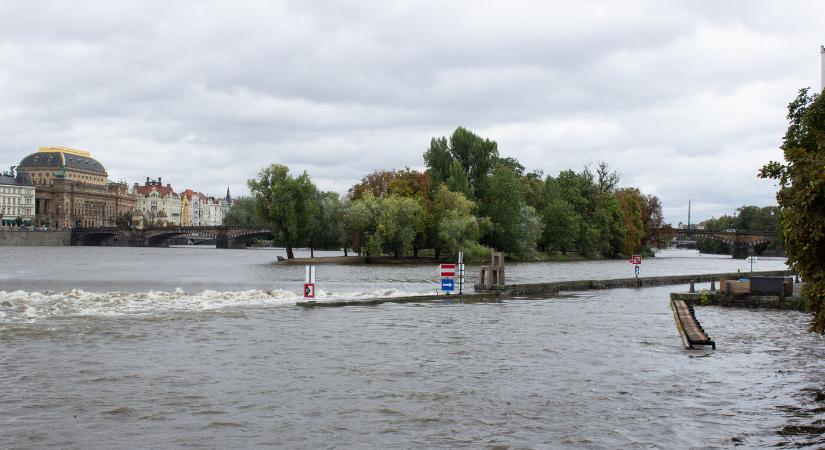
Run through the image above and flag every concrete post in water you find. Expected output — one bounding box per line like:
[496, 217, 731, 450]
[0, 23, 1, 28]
[710, 279, 716, 292]
[689, 280, 695, 293]
[477, 251, 505, 290]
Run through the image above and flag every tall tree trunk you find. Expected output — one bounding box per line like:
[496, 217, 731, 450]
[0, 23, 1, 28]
[310, 246, 314, 258]
[343, 247, 348, 257]
[286, 243, 295, 259]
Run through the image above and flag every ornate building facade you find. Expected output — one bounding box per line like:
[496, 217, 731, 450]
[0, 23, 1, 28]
[17, 147, 137, 228]
[0, 167, 36, 226]
[134, 177, 182, 226]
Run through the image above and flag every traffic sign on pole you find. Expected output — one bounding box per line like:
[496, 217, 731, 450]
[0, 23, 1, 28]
[441, 278, 455, 292]
[440, 263, 456, 277]
[304, 283, 315, 298]
[304, 265, 316, 300]
[631, 255, 642, 265]
[458, 251, 464, 294]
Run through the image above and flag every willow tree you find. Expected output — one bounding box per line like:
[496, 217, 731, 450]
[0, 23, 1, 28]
[248, 164, 319, 259]
[759, 88, 825, 333]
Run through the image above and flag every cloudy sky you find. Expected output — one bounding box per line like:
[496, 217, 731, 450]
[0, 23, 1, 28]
[0, 1, 822, 224]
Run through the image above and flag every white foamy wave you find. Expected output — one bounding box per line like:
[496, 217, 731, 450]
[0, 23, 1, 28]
[0, 288, 428, 323]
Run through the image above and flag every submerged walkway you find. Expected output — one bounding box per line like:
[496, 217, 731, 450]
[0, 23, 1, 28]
[670, 299, 716, 350]
[296, 269, 793, 308]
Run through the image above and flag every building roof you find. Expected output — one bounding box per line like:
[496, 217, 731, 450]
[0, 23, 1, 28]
[0, 172, 33, 186]
[18, 147, 107, 175]
[135, 184, 178, 198]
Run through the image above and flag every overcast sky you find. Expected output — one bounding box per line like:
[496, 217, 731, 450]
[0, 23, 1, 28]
[1, 1, 822, 224]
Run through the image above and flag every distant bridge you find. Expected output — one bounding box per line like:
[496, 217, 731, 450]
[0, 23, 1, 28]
[71, 226, 274, 249]
[673, 229, 778, 259]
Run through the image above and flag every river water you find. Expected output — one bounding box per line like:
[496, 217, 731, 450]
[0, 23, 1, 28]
[1, 247, 823, 448]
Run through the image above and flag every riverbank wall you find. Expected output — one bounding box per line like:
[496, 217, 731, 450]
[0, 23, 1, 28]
[670, 291, 805, 311]
[0, 230, 71, 246]
[493, 270, 794, 297]
[297, 270, 795, 308]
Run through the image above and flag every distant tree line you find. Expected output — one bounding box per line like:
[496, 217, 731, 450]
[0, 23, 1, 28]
[695, 205, 781, 255]
[226, 127, 672, 261]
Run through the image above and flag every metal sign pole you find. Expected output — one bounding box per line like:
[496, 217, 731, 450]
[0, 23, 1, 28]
[458, 251, 464, 295]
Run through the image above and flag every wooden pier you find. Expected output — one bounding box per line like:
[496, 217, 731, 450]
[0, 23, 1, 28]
[670, 299, 716, 350]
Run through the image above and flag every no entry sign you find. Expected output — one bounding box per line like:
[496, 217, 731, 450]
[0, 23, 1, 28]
[439, 263, 456, 277]
[631, 255, 642, 265]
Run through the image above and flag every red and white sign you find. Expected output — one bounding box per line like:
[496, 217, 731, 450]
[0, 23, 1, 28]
[631, 255, 642, 265]
[439, 263, 456, 277]
[304, 283, 315, 298]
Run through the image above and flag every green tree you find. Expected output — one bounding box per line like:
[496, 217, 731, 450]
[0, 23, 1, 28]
[436, 210, 487, 260]
[377, 195, 427, 259]
[520, 170, 546, 212]
[346, 192, 383, 259]
[542, 198, 580, 253]
[223, 197, 265, 226]
[760, 87, 825, 333]
[431, 185, 488, 259]
[446, 160, 473, 198]
[247, 164, 319, 259]
[315, 191, 347, 252]
[450, 127, 500, 201]
[514, 205, 544, 259]
[423, 127, 500, 202]
[423, 136, 452, 191]
[483, 162, 524, 253]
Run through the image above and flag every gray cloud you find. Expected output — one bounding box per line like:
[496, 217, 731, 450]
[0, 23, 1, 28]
[0, 0, 823, 224]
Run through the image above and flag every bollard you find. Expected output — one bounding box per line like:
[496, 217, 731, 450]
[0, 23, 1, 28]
[795, 274, 800, 283]
[689, 280, 695, 293]
[710, 280, 716, 292]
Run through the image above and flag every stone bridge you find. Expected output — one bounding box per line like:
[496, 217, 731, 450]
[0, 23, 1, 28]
[674, 229, 777, 259]
[71, 226, 274, 249]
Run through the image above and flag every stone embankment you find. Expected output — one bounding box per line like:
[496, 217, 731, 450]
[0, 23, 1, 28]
[0, 230, 71, 246]
[296, 270, 795, 308]
[670, 291, 804, 311]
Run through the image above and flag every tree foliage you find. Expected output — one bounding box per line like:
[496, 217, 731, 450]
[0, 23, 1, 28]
[223, 197, 266, 226]
[759, 88, 825, 333]
[424, 127, 499, 202]
[345, 193, 427, 259]
[247, 164, 319, 259]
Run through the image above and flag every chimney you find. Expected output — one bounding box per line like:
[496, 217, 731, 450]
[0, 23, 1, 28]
[146, 177, 149, 185]
[158, 177, 162, 185]
[167, 183, 171, 188]
[821, 45, 825, 92]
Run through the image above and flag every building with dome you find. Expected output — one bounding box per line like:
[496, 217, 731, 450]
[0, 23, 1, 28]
[17, 147, 137, 228]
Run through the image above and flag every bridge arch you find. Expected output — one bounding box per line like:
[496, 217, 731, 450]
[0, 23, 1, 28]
[144, 228, 218, 247]
[674, 229, 778, 259]
[71, 228, 131, 246]
[218, 228, 274, 249]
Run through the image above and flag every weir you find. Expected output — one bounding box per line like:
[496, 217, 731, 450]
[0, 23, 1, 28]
[296, 269, 794, 308]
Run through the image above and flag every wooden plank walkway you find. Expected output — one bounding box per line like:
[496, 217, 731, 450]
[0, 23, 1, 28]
[670, 299, 716, 350]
